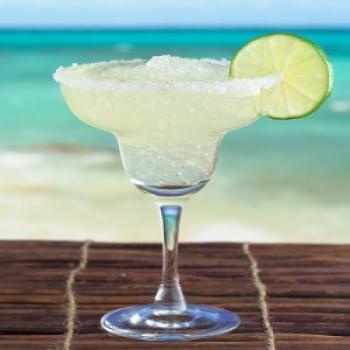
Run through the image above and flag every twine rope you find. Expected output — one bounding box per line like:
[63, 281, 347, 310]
[62, 240, 91, 350]
[243, 242, 276, 350]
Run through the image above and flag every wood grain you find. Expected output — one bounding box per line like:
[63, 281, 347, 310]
[0, 241, 349, 349]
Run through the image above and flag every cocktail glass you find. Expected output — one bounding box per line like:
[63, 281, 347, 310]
[54, 56, 278, 341]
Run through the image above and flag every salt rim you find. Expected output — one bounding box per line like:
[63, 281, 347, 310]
[53, 57, 282, 96]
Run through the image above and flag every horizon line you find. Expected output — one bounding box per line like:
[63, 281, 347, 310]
[1, 26, 350, 31]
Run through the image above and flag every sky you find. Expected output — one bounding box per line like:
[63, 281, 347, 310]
[0, 0, 349, 28]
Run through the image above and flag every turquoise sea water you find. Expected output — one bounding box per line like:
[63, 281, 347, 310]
[0, 29, 350, 242]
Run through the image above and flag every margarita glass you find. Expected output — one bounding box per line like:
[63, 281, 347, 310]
[54, 55, 280, 341]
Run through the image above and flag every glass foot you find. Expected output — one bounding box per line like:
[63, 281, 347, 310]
[101, 304, 240, 341]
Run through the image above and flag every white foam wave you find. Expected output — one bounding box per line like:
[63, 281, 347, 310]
[189, 221, 275, 243]
[0, 152, 45, 168]
[330, 99, 350, 113]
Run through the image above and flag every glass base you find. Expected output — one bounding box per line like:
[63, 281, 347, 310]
[101, 304, 240, 341]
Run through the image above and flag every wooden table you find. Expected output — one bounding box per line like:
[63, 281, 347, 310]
[0, 241, 350, 349]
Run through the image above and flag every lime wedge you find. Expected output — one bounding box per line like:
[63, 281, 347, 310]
[230, 33, 333, 119]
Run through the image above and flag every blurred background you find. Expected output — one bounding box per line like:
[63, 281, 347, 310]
[0, 0, 349, 243]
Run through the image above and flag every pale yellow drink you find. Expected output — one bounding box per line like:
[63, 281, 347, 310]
[54, 56, 278, 195]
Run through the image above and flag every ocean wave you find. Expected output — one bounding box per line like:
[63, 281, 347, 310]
[190, 221, 275, 243]
[0, 145, 120, 169]
[0, 152, 45, 168]
[330, 99, 350, 113]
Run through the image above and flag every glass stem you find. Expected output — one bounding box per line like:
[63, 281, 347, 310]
[154, 204, 187, 314]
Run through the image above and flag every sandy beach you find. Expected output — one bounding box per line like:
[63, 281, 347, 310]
[1, 140, 349, 243]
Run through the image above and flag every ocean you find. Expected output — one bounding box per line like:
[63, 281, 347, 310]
[0, 29, 349, 243]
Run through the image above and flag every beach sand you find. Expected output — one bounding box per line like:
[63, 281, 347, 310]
[1, 141, 349, 243]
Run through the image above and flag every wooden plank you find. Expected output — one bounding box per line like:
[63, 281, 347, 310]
[0, 335, 60, 350]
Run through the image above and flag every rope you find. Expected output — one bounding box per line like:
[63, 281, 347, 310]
[62, 240, 91, 350]
[243, 242, 276, 350]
